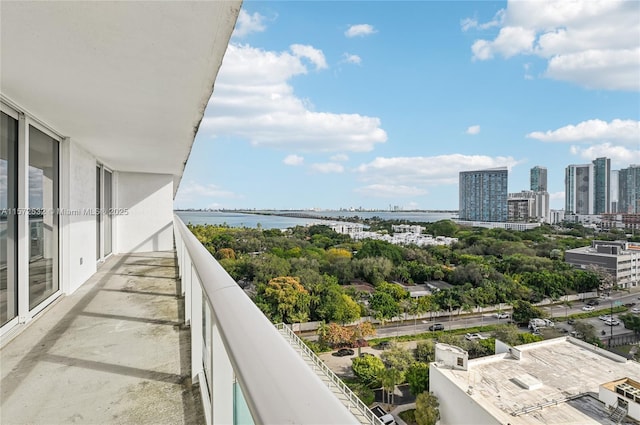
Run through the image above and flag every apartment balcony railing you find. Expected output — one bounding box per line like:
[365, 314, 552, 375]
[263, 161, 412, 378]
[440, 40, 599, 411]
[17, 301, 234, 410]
[173, 215, 379, 425]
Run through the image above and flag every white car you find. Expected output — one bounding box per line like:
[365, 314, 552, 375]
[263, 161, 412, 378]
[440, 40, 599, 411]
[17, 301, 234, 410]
[582, 305, 595, 311]
[604, 319, 620, 326]
[599, 315, 612, 321]
[632, 308, 640, 314]
[494, 312, 509, 319]
[465, 333, 486, 341]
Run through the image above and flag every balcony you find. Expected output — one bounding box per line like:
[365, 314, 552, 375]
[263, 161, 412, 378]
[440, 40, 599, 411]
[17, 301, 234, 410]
[1, 216, 381, 424]
[1, 250, 203, 424]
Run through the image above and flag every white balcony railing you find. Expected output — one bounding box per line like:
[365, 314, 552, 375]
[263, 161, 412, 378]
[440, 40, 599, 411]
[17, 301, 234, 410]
[173, 215, 366, 425]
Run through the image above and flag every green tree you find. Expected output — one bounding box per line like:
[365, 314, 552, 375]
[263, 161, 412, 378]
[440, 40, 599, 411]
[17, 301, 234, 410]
[406, 362, 430, 395]
[492, 324, 521, 346]
[380, 345, 415, 378]
[415, 392, 440, 425]
[355, 239, 404, 264]
[620, 314, 640, 334]
[369, 292, 400, 322]
[511, 300, 546, 325]
[414, 340, 435, 362]
[351, 355, 385, 388]
[573, 320, 597, 342]
[254, 276, 310, 323]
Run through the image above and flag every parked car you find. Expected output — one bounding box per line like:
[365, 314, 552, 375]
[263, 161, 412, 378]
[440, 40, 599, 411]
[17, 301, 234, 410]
[599, 314, 612, 321]
[582, 305, 595, 311]
[494, 312, 509, 319]
[567, 318, 576, 325]
[604, 319, 620, 326]
[586, 299, 599, 306]
[465, 333, 486, 341]
[632, 308, 640, 314]
[570, 331, 584, 339]
[332, 348, 354, 357]
[429, 323, 445, 331]
[375, 341, 392, 350]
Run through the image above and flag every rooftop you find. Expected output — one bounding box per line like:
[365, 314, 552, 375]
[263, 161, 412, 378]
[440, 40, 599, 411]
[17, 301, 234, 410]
[433, 337, 640, 425]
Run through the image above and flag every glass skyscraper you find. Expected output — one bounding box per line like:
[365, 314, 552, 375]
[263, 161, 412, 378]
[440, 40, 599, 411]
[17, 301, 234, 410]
[530, 166, 547, 192]
[459, 168, 508, 222]
[619, 165, 640, 213]
[592, 157, 611, 214]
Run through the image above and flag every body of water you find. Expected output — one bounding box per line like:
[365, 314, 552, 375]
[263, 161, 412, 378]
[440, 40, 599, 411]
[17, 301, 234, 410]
[176, 210, 457, 230]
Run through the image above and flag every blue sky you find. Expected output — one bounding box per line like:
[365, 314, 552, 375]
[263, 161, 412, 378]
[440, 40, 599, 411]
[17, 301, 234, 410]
[174, 0, 640, 211]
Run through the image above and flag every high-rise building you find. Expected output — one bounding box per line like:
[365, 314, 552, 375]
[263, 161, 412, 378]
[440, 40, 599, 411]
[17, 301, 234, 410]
[565, 163, 593, 214]
[530, 166, 547, 192]
[593, 157, 611, 214]
[619, 165, 640, 213]
[459, 168, 508, 222]
[611, 170, 619, 213]
[508, 190, 550, 223]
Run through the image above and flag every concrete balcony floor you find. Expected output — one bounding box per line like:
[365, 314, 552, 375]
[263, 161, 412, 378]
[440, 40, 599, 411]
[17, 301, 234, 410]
[1, 251, 203, 424]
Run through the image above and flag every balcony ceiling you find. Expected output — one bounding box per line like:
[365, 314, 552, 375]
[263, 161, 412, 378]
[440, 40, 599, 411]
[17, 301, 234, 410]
[0, 1, 241, 192]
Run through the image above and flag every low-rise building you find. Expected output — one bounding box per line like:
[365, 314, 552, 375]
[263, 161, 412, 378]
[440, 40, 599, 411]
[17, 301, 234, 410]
[430, 337, 640, 425]
[565, 240, 640, 289]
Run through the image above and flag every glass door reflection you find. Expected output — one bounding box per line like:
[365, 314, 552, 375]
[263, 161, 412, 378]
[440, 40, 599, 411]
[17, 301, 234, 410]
[1, 112, 18, 326]
[28, 125, 59, 310]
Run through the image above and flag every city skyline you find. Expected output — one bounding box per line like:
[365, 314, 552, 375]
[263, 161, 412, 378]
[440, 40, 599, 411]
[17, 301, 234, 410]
[174, 0, 640, 211]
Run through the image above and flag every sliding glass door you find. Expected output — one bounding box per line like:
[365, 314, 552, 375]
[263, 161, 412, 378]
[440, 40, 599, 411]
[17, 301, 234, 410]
[28, 125, 59, 310]
[0, 112, 18, 326]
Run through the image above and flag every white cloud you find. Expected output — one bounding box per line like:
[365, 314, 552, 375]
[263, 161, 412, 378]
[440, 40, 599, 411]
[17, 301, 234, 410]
[527, 119, 640, 144]
[467, 0, 640, 91]
[342, 53, 362, 65]
[355, 154, 520, 186]
[174, 181, 241, 205]
[472, 26, 535, 60]
[345, 24, 377, 38]
[290, 44, 328, 70]
[569, 143, 640, 166]
[232, 10, 268, 39]
[461, 9, 505, 32]
[201, 44, 387, 153]
[311, 162, 344, 173]
[549, 191, 565, 201]
[283, 154, 304, 166]
[330, 154, 349, 162]
[466, 125, 481, 135]
[354, 184, 427, 198]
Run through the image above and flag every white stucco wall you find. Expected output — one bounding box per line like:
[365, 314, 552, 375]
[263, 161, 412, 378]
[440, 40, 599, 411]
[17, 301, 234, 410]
[65, 140, 98, 293]
[116, 172, 173, 253]
[430, 364, 500, 425]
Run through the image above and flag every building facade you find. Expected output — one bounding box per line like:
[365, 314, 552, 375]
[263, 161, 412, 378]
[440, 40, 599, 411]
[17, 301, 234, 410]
[508, 190, 550, 223]
[530, 165, 547, 192]
[593, 157, 611, 214]
[565, 163, 593, 215]
[619, 165, 640, 214]
[459, 168, 508, 222]
[565, 240, 640, 289]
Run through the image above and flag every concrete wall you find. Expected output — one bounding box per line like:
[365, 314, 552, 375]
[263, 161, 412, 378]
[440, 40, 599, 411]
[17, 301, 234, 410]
[65, 140, 98, 293]
[116, 172, 173, 253]
[429, 364, 500, 425]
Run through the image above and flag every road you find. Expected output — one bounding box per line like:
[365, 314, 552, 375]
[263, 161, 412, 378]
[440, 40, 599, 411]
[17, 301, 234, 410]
[362, 290, 640, 340]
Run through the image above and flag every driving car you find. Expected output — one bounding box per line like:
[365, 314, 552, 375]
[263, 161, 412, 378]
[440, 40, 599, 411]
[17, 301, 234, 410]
[332, 348, 354, 357]
[604, 319, 620, 326]
[599, 314, 612, 321]
[632, 307, 640, 314]
[429, 323, 445, 331]
[494, 312, 509, 319]
[586, 299, 599, 306]
[582, 305, 595, 311]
